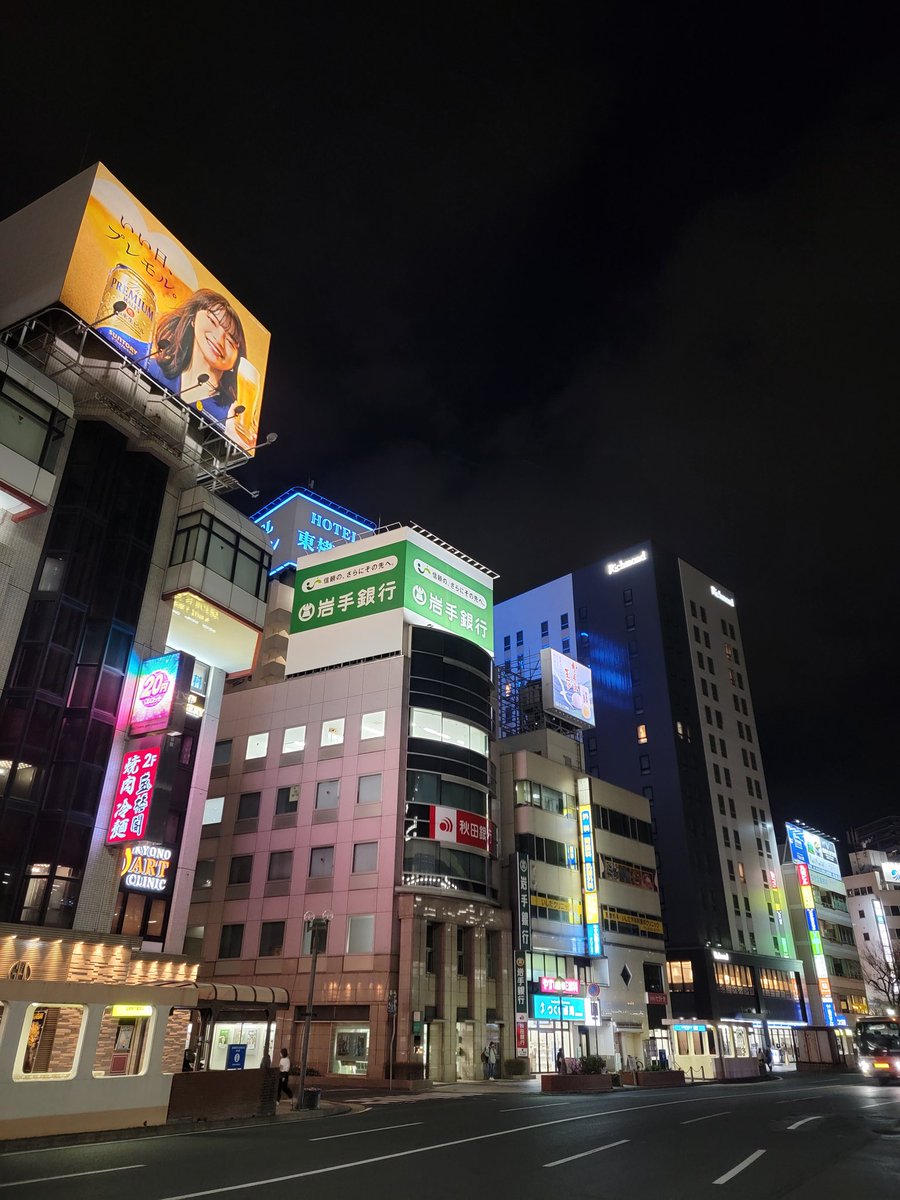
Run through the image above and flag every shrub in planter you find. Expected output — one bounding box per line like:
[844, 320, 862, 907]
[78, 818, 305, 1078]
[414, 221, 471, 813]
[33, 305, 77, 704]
[572, 1054, 606, 1075]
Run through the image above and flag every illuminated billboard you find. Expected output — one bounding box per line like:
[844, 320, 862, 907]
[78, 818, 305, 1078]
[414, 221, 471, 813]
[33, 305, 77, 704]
[540, 647, 595, 728]
[106, 739, 163, 845]
[881, 862, 900, 885]
[253, 486, 375, 576]
[130, 652, 182, 736]
[120, 842, 174, 895]
[785, 823, 841, 880]
[286, 528, 495, 674]
[577, 778, 602, 957]
[0, 163, 269, 454]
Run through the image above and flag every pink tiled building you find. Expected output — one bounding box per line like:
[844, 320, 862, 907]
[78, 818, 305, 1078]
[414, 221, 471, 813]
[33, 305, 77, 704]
[188, 530, 512, 1084]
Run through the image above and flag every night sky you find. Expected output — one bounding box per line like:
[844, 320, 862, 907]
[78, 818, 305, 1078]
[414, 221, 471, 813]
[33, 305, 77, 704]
[2, 8, 898, 841]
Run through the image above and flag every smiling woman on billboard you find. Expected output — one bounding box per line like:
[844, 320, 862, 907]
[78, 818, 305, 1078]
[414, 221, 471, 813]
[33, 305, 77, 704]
[143, 289, 247, 427]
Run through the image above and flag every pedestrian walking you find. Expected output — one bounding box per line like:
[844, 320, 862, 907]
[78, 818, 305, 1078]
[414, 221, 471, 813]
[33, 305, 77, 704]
[278, 1048, 293, 1101]
[481, 1045, 490, 1079]
[764, 1045, 774, 1074]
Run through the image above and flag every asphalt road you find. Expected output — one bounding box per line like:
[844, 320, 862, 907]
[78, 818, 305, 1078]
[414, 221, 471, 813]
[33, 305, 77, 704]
[2, 1074, 899, 1199]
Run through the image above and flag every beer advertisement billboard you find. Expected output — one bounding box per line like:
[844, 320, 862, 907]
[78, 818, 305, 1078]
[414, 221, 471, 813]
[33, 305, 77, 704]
[52, 164, 270, 454]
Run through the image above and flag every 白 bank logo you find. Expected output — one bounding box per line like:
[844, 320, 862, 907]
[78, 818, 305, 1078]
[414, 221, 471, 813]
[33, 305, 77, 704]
[605, 549, 648, 575]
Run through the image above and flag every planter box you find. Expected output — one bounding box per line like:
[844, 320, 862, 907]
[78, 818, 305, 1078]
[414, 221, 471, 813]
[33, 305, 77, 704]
[541, 1073, 614, 1093]
[635, 1070, 685, 1088]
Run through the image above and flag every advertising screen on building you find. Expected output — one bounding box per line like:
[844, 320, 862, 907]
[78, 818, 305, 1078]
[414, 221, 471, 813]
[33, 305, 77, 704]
[428, 806, 494, 854]
[288, 531, 494, 672]
[881, 862, 900, 885]
[785, 823, 841, 880]
[531, 994, 586, 1022]
[130, 652, 182, 736]
[106, 738, 163, 845]
[540, 648, 595, 729]
[0, 163, 270, 454]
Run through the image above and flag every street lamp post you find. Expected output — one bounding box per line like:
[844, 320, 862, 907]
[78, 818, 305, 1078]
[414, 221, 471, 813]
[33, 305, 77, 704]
[297, 911, 331, 1106]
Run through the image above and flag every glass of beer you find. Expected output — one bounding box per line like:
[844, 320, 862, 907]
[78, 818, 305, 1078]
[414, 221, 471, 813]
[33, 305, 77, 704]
[234, 359, 260, 447]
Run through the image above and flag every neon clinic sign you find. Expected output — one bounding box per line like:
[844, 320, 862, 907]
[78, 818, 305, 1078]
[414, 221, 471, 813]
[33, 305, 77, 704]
[121, 842, 174, 893]
[605, 549, 648, 575]
[577, 778, 602, 956]
[710, 585, 735, 607]
[130, 652, 181, 736]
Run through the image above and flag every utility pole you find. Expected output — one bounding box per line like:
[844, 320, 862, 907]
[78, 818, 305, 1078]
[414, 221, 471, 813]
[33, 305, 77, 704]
[387, 989, 398, 1091]
[298, 912, 330, 1105]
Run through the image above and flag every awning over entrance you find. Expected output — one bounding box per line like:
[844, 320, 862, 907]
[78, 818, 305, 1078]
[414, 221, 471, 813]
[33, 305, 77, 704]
[194, 983, 290, 1007]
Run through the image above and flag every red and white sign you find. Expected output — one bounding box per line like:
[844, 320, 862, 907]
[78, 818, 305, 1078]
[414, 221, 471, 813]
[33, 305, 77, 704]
[540, 976, 580, 995]
[106, 738, 163, 844]
[646, 991, 667, 1006]
[428, 805, 494, 854]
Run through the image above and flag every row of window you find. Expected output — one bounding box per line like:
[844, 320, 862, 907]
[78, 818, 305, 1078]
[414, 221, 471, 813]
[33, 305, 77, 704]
[213, 711, 387, 768]
[502, 614, 569, 653]
[202, 772, 383, 826]
[409, 708, 489, 757]
[516, 833, 574, 870]
[218, 913, 376, 960]
[170, 510, 271, 602]
[514, 780, 576, 818]
[600, 904, 663, 940]
[714, 962, 754, 992]
[197, 839, 379, 892]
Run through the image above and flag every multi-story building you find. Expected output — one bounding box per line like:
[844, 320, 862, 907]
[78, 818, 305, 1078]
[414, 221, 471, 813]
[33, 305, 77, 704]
[0, 164, 278, 1132]
[847, 817, 900, 859]
[498, 722, 667, 1073]
[780, 823, 867, 1027]
[188, 525, 511, 1083]
[495, 542, 807, 1070]
[844, 847, 900, 1015]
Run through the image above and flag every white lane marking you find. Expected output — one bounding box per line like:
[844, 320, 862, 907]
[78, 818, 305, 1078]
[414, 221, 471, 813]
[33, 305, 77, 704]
[787, 1115, 823, 1130]
[681, 1110, 730, 1125]
[311, 1122, 422, 1141]
[861, 1100, 898, 1109]
[713, 1149, 766, 1185]
[0, 1164, 144, 1189]
[499, 1102, 571, 1112]
[544, 1138, 629, 1168]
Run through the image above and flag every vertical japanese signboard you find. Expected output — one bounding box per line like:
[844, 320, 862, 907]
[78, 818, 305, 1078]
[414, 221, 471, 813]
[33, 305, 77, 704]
[514, 852, 532, 951]
[106, 738, 163, 844]
[577, 778, 602, 957]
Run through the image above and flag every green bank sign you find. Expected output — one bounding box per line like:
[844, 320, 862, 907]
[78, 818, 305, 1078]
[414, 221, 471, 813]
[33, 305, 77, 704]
[290, 540, 493, 651]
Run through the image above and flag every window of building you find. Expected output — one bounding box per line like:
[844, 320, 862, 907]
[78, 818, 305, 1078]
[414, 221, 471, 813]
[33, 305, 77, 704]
[713, 763, 722, 784]
[409, 707, 489, 756]
[309, 846, 334, 878]
[690, 600, 697, 617]
[728, 859, 735, 881]
[503, 634, 511, 651]
[352, 842, 378, 874]
[245, 733, 268, 762]
[733, 829, 741, 850]
[259, 921, 285, 957]
[357, 773, 382, 805]
[237, 792, 260, 820]
[729, 797, 736, 819]
[212, 740, 232, 767]
[718, 795, 726, 815]
[457, 927, 467, 975]
[268, 850, 293, 882]
[425, 922, 437, 973]
[639, 754, 651, 775]
[316, 780, 341, 809]
[320, 718, 345, 747]
[666, 960, 694, 990]
[707, 657, 715, 674]
[194, 859, 215, 889]
[228, 855, 252, 885]
[540, 620, 549, 638]
[562, 638, 570, 654]
[738, 862, 745, 882]
[561, 611, 570, 627]
[637, 724, 648, 744]
[347, 914, 375, 954]
[723, 768, 732, 787]
[202, 795, 224, 825]
[275, 784, 299, 815]
[360, 711, 385, 740]
[282, 726, 306, 753]
[218, 924, 244, 959]
[723, 826, 731, 847]
[516, 630, 524, 646]
[299, 919, 329, 955]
